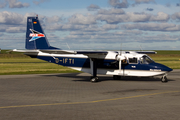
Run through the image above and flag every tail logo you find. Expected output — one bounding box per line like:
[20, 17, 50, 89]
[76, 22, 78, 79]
[29, 29, 45, 42]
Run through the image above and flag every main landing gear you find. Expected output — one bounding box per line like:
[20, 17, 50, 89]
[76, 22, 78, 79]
[90, 58, 99, 83]
[161, 74, 168, 83]
[113, 75, 121, 80]
[90, 76, 99, 83]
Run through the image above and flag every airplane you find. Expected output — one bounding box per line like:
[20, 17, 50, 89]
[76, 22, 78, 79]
[12, 16, 173, 83]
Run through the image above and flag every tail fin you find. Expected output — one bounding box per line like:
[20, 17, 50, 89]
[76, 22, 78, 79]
[26, 16, 58, 49]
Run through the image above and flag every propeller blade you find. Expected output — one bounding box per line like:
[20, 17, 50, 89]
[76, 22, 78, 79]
[119, 58, 121, 74]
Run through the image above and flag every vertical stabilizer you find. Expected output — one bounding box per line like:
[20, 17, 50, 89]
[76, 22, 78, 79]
[26, 16, 58, 49]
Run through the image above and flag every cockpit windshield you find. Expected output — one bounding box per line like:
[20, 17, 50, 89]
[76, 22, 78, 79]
[140, 55, 154, 64]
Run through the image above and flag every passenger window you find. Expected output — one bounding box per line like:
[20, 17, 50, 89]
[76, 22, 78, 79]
[129, 58, 138, 64]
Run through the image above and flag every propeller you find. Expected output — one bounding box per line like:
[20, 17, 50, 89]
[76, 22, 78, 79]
[119, 56, 121, 74]
[116, 53, 125, 75]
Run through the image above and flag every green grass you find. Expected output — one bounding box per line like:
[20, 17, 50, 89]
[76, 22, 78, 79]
[148, 50, 180, 69]
[153, 50, 180, 55]
[0, 58, 79, 75]
[0, 58, 80, 75]
[0, 50, 180, 75]
[0, 50, 79, 75]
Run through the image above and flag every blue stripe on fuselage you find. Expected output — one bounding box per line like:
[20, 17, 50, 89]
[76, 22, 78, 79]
[37, 56, 117, 68]
[36, 56, 172, 71]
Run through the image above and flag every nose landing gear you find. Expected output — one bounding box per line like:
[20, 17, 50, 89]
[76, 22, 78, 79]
[161, 74, 168, 83]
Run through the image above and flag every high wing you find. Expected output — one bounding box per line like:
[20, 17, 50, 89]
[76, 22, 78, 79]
[40, 50, 108, 55]
[12, 49, 112, 59]
[12, 49, 156, 59]
[135, 51, 157, 54]
[40, 50, 156, 55]
[12, 49, 108, 56]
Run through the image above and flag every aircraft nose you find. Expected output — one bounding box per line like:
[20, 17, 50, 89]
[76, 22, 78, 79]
[155, 63, 173, 72]
[163, 66, 173, 72]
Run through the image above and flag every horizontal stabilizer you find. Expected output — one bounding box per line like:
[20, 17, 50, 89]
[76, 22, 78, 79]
[12, 49, 39, 53]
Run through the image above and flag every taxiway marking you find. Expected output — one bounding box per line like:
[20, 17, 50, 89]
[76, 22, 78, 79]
[0, 91, 179, 109]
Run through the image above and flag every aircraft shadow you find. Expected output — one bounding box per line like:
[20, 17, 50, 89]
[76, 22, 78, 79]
[41, 73, 175, 83]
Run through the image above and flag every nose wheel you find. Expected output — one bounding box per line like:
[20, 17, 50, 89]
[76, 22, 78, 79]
[161, 74, 168, 83]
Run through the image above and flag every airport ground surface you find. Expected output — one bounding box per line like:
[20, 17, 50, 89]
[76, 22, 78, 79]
[0, 70, 180, 120]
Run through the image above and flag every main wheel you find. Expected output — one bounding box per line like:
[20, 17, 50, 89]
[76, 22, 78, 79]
[90, 77, 98, 83]
[113, 75, 121, 80]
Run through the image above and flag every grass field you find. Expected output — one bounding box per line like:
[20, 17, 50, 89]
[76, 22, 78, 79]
[0, 50, 180, 75]
[149, 50, 180, 69]
[0, 50, 79, 75]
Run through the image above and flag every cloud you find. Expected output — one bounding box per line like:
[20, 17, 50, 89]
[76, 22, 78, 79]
[146, 8, 153, 11]
[33, 0, 49, 5]
[46, 23, 88, 31]
[68, 14, 96, 25]
[166, 3, 171, 7]
[5, 26, 25, 33]
[177, 3, 180, 6]
[0, 0, 7, 8]
[102, 24, 119, 30]
[134, 0, 155, 4]
[6, 0, 29, 8]
[46, 33, 60, 42]
[87, 4, 100, 11]
[0, 11, 23, 24]
[0, 11, 38, 25]
[96, 12, 169, 24]
[115, 30, 143, 35]
[171, 12, 180, 20]
[98, 8, 125, 14]
[121, 23, 180, 31]
[0, 12, 40, 34]
[150, 12, 169, 21]
[45, 16, 62, 23]
[60, 29, 180, 46]
[140, 34, 180, 42]
[132, 0, 155, 6]
[0, 33, 4, 36]
[108, 0, 129, 8]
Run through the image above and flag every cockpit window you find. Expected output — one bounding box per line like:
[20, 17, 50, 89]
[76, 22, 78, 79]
[129, 57, 138, 64]
[140, 55, 154, 64]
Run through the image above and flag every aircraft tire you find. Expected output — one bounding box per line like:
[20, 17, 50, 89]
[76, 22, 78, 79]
[161, 76, 168, 83]
[91, 77, 98, 83]
[113, 75, 121, 80]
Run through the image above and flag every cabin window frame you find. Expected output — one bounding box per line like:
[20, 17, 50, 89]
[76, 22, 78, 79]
[140, 55, 154, 64]
[128, 57, 138, 64]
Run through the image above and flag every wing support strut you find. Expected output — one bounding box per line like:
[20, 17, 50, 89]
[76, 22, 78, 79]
[90, 58, 98, 82]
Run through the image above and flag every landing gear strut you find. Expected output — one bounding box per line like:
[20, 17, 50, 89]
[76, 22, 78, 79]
[161, 74, 168, 83]
[90, 58, 98, 83]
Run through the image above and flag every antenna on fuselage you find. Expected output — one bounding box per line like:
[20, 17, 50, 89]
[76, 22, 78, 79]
[139, 45, 143, 51]
[120, 43, 122, 55]
[66, 43, 71, 50]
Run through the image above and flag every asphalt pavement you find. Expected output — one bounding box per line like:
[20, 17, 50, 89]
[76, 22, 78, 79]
[0, 70, 180, 120]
